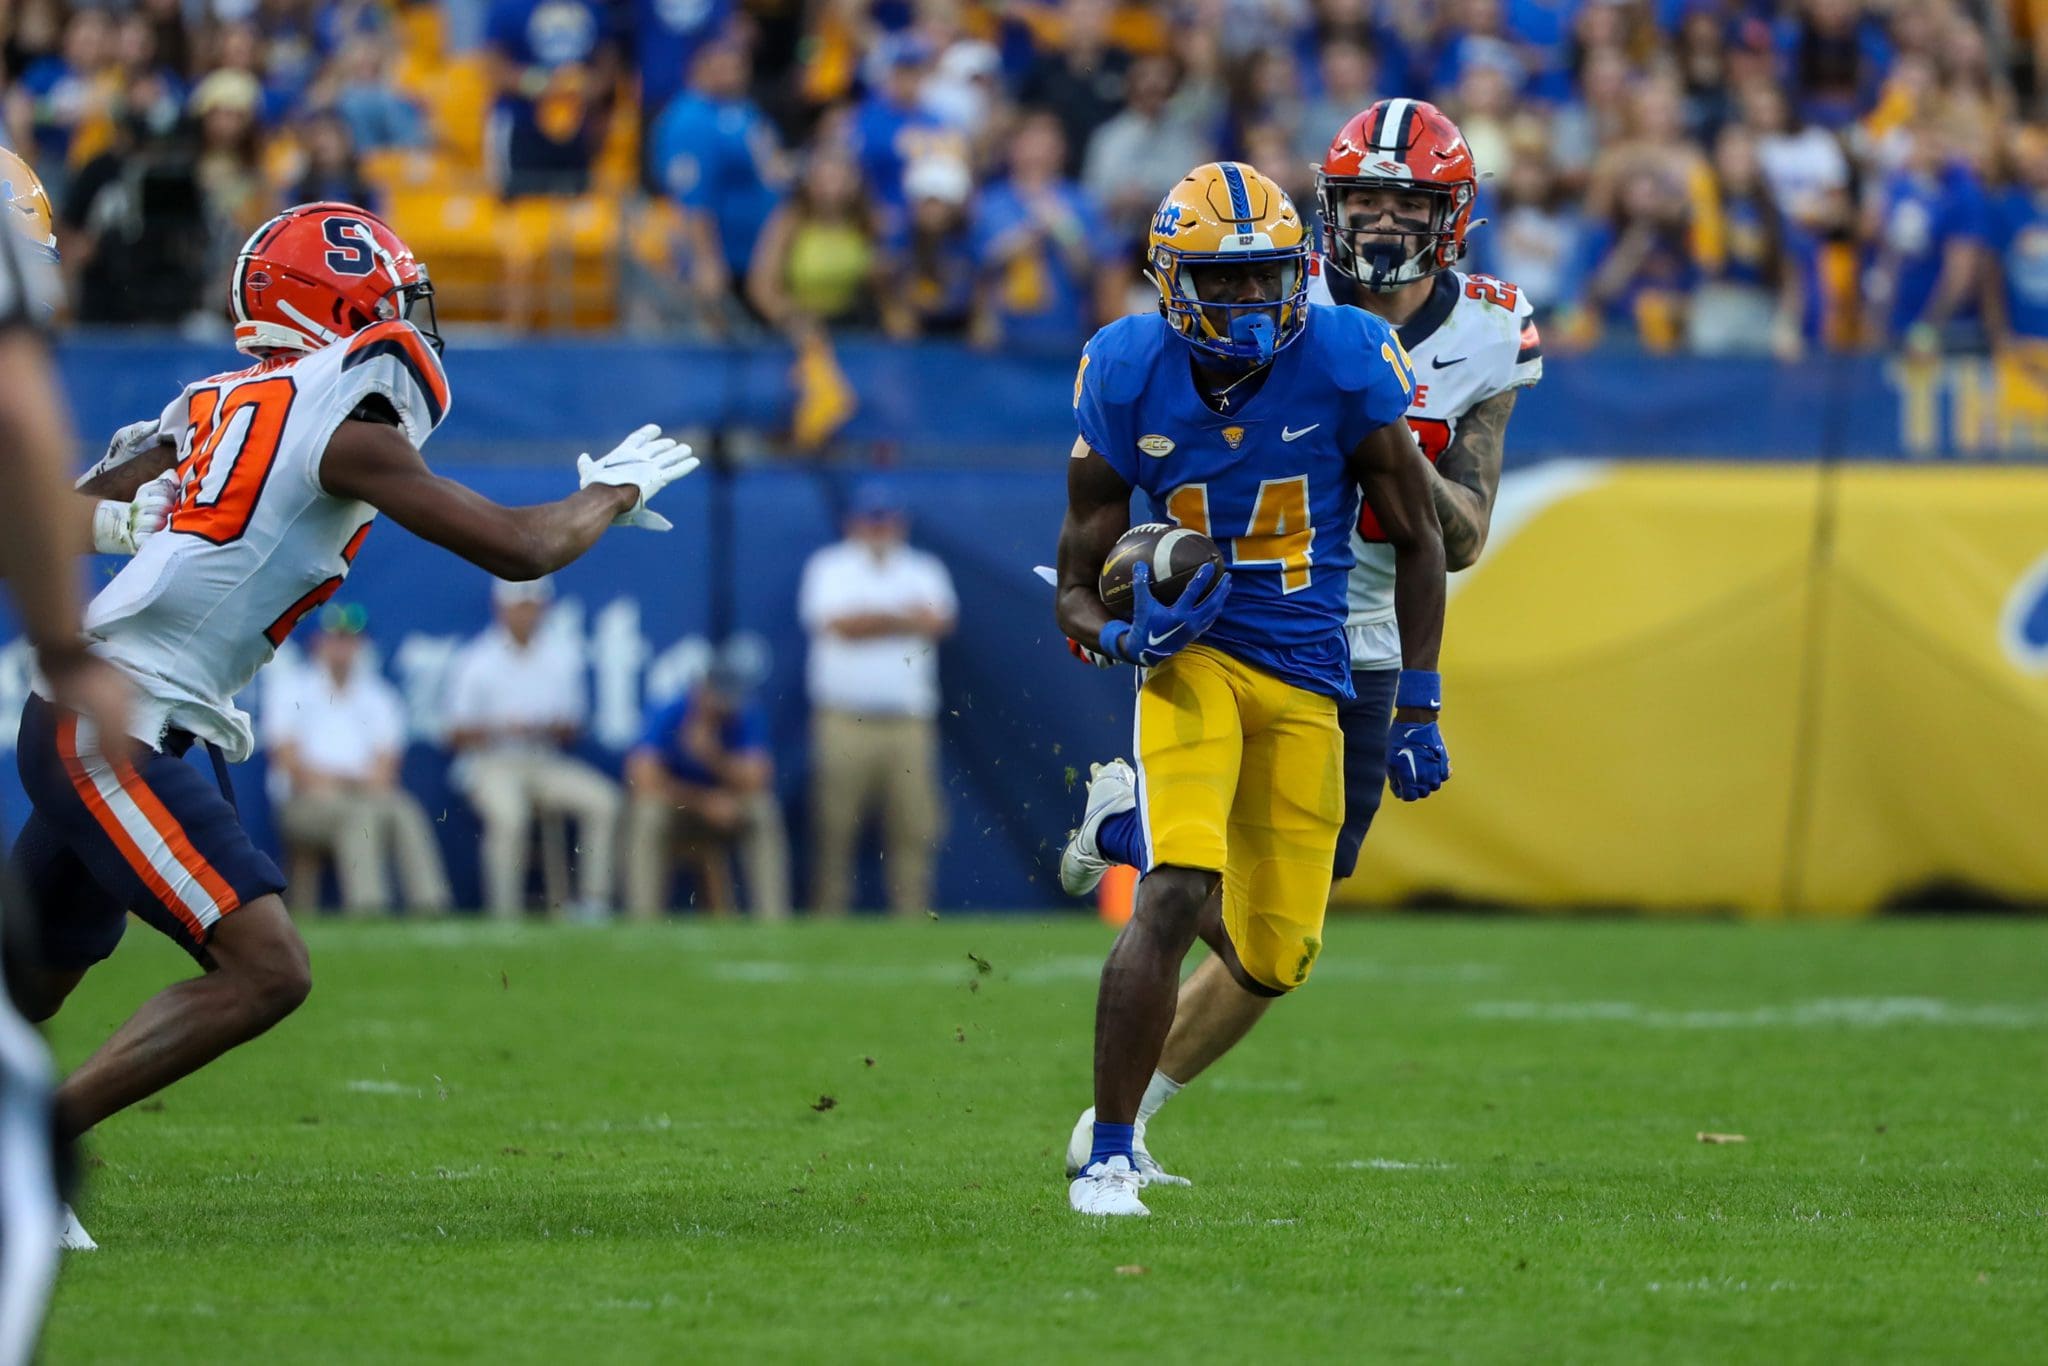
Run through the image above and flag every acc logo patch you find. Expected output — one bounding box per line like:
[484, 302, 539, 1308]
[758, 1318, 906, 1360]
[1221, 426, 1245, 450]
[2000, 551, 2048, 672]
[1138, 434, 1175, 458]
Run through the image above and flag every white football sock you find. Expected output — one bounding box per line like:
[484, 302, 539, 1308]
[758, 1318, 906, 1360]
[1137, 1070, 1183, 1124]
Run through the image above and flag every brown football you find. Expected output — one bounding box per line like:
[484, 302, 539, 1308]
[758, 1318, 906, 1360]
[1099, 522, 1226, 622]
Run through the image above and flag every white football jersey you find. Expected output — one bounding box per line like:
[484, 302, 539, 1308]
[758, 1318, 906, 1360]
[79, 321, 449, 760]
[1306, 261, 1543, 670]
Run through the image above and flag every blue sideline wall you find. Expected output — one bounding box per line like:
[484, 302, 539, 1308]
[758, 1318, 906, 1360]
[4, 338, 2042, 913]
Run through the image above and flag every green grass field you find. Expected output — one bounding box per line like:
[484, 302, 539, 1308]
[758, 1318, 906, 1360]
[37, 915, 2048, 1364]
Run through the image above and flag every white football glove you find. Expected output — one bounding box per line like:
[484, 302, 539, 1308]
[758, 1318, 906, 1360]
[91, 473, 180, 555]
[575, 424, 699, 532]
[77, 418, 174, 492]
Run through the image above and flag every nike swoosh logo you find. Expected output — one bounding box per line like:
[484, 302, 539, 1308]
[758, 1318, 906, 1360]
[1280, 424, 1320, 442]
[1431, 356, 1467, 369]
[1147, 622, 1187, 648]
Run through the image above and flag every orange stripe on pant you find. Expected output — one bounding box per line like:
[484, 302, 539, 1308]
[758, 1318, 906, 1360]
[55, 714, 213, 941]
[121, 767, 239, 915]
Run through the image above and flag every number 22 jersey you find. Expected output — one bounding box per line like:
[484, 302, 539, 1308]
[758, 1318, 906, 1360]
[1307, 262, 1543, 670]
[80, 321, 450, 760]
[1073, 303, 1414, 699]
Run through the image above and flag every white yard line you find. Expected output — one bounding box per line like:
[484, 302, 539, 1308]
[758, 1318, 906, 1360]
[1469, 997, 2048, 1029]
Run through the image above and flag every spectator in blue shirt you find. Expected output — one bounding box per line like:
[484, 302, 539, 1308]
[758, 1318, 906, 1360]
[1502, 0, 1580, 105]
[289, 109, 379, 210]
[323, 35, 427, 151]
[623, 650, 790, 920]
[1986, 130, 2048, 348]
[633, 0, 732, 148]
[7, 9, 116, 198]
[649, 34, 784, 313]
[1869, 125, 1987, 351]
[1576, 166, 1699, 350]
[884, 154, 977, 339]
[485, 0, 620, 196]
[969, 112, 1112, 351]
[849, 35, 952, 210]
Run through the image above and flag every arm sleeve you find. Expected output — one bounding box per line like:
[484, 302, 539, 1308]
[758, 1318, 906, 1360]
[1072, 330, 1136, 484]
[797, 549, 844, 631]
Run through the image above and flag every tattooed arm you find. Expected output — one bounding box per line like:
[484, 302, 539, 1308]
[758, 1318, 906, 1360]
[1431, 387, 1518, 571]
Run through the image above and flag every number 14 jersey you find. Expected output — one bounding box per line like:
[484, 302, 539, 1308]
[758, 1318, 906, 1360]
[83, 320, 449, 760]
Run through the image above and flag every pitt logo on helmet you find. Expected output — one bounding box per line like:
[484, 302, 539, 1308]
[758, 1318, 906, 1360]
[1146, 162, 1309, 364]
[0, 148, 58, 266]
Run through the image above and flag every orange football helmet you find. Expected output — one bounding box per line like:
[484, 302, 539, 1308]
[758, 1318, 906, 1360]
[1317, 99, 1478, 290]
[229, 201, 439, 357]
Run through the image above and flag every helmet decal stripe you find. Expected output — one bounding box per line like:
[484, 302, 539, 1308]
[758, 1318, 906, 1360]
[1374, 97, 1415, 152]
[1220, 162, 1253, 226]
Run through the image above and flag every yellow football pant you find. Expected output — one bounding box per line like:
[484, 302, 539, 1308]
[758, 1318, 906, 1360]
[1134, 644, 1344, 992]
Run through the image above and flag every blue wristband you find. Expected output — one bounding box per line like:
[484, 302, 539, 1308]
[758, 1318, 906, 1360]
[1098, 620, 1135, 664]
[1396, 669, 1442, 711]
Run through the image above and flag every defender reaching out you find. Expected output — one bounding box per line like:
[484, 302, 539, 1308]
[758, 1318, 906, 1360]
[8, 203, 697, 1247]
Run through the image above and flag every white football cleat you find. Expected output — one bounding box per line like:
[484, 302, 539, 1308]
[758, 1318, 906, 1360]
[1065, 1106, 1191, 1188]
[58, 1204, 96, 1251]
[1068, 1155, 1149, 1217]
[1059, 759, 1137, 897]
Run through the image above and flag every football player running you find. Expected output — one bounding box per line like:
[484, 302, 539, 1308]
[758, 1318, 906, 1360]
[1057, 161, 1449, 1216]
[1060, 101, 1541, 1187]
[7, 203, 696, 1247]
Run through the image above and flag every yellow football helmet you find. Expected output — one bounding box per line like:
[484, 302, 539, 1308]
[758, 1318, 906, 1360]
[1146, 161, 1309, 363]
[0, 147, 58, 264]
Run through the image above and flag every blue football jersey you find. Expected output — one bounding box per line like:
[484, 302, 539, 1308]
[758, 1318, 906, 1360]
[1074, 304, 1415, 699]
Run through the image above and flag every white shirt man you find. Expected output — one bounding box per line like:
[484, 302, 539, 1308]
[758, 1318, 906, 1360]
[443, 577, 621, 917]
[796, 484, 956, 915]
[262, 609, 451, 915]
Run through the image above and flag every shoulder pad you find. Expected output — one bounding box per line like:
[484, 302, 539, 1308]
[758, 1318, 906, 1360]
[1083, 313, 1166, 406]
[335, 321, 450, 444]
[1309, 303, 1401, 393]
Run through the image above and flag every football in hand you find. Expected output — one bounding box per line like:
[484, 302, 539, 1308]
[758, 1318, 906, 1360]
[1099, 523, 1226, 621]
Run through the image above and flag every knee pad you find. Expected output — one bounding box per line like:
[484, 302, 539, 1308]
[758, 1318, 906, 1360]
[1225, 914, 1323, 995]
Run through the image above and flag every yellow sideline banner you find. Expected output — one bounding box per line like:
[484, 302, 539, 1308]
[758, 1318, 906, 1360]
[1336, 463, 2048, 916]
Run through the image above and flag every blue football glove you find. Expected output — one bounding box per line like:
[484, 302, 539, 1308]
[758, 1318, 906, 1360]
[1386, 669, 1450, 800]
[1100, 560, 1232, 668]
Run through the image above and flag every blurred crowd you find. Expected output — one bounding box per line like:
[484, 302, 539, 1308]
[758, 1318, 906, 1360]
[2, 0, 2044, 355]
